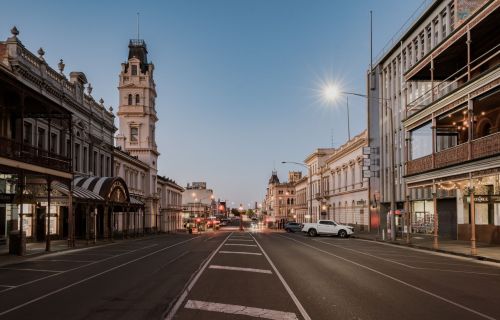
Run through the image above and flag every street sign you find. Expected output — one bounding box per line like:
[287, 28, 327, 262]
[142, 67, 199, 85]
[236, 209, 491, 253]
[363, 158, 371, 166]
[362, 147, 371, 155]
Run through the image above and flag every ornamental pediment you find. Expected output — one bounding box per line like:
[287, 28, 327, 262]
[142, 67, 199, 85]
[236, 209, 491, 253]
[120, 83, 138, 89]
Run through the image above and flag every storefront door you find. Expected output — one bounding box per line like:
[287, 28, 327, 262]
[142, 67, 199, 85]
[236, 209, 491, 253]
[438, 199, 457, 239]
[36, 207, 46, 241]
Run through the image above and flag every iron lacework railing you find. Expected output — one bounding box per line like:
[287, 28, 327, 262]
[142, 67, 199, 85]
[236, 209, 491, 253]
[0, 136, 71, 172]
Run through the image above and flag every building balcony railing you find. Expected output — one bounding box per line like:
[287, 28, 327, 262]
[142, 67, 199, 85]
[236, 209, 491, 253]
[472, 132, 500, 159]
[0, 136, 71, 172]
[434, 143, 468, 169]
[406, 132, 500, 176]
[406, 44, 500, 117]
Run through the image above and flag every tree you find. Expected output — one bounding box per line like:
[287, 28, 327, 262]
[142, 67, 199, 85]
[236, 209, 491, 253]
[231, 208, 240, 216]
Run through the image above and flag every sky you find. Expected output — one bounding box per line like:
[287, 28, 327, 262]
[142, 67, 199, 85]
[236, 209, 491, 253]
[1, 0, 426, 207]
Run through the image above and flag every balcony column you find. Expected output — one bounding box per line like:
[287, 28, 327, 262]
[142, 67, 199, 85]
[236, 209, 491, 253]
[466, 27, 471, 81]
[431, 116, 436, 169]
[406, 193, 411, 244]
[469, 174, 477, 255]
[125, 206, 130, 238]
[85, 204, 90, 246]
[45, 176, 52, 252]
[430, 58, 435, 101]
[468, 98, 473, 160]
[67, 180, 74, 248]
[432, 183, 439, 249]
[48, 118, 51, 156]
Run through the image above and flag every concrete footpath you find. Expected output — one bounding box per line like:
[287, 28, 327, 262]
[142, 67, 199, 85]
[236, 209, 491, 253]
[352, 231, 500, 263]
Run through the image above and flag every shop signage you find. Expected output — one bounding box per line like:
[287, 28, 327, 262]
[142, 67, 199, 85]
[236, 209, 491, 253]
[474, 195, 500, 203]
[0, 193, 14, 203]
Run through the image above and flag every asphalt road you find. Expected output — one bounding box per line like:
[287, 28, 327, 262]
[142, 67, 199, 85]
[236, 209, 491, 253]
[1, 226, 499, 320]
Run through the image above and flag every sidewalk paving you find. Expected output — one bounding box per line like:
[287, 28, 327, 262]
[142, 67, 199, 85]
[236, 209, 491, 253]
[352, 232, 500, 264]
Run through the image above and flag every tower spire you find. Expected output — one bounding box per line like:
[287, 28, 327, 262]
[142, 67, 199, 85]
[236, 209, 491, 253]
[137, 12, 140, 40]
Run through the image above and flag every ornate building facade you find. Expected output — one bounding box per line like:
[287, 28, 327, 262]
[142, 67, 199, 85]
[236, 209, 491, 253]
[115, 39, 161, 233]
[0, 27, 144, 251]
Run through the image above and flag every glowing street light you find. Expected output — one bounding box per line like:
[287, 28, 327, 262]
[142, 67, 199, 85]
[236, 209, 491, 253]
[322, 83, 350, 140]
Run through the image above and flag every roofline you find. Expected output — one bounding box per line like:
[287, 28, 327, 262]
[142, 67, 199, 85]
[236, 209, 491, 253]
[373, 0, 442, 67]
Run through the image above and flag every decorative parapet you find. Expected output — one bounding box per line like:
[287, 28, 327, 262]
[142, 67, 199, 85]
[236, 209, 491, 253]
[1, 27, 114, 124]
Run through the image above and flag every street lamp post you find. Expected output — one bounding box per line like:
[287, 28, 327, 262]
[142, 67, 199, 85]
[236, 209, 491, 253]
[322, 86, 396, 241]
[238, 204, 244, 231]
[281, 161, 312, 223]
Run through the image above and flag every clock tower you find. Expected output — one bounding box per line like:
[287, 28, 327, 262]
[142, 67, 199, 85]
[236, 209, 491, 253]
[116, 38, 160, 229]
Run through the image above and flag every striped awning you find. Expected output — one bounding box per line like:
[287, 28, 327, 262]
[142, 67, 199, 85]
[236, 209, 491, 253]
[74, 176, 130, 204]
[52, 182, 104, 201]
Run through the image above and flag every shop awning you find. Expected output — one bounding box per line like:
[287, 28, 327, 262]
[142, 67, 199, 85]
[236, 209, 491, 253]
[52, 182, 104, 201]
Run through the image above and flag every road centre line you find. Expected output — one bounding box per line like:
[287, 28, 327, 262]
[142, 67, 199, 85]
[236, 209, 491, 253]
[164, 233, 233, 320]
[209, 265, 272, 274]
[224, 243, 257, 247]
[0, 268, 61, 273]
[218, 251, 262, 256]
[184, 299, 298, 320]
[313, 239, 500, 276]
[281, 235, 496, 320]
[250, 234, 312, 320]
[0, 237, 199, 317]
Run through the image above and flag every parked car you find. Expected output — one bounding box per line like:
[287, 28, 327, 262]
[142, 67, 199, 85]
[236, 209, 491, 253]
[284, 222, 303, 233]
[301, 220, 354, 238]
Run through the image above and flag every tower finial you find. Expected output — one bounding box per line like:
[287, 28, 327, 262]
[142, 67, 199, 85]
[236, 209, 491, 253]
[137, 12, 140, 40]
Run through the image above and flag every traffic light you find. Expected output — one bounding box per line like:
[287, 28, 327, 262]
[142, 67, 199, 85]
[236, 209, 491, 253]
[218, 201, 226, 213]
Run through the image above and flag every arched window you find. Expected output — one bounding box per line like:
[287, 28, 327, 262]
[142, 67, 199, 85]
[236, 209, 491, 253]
[128, 94, 132, 105]
[135, 94, 140, 105]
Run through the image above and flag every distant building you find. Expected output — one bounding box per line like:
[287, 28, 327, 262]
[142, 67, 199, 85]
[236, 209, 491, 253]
[305, 148, 336, 222]
[182, 182, 215, 218]
[263, 171, 298, 226]
[158, 176, 184, 232]
[325, 131, 369, 231]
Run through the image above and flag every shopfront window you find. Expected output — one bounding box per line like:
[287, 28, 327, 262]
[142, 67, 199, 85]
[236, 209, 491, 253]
[463, 175, 500, 226]
[410, 122, 432, 160]
[435, 106, 468, 152]
[412, 200, 434, 234]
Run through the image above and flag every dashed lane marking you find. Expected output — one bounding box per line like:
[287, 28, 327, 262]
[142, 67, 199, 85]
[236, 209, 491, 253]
[209, 265, 272, 274]
[184, 300, 298, 320]
[251, 234, 312, 320]
[218, 251, 262, 256]
[164, 233, 233, 320]
[0, 268, 61, 273]
[36, 260, 94, 263]
[224, 243, 257, 247]
[227, 239, 255, 242]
